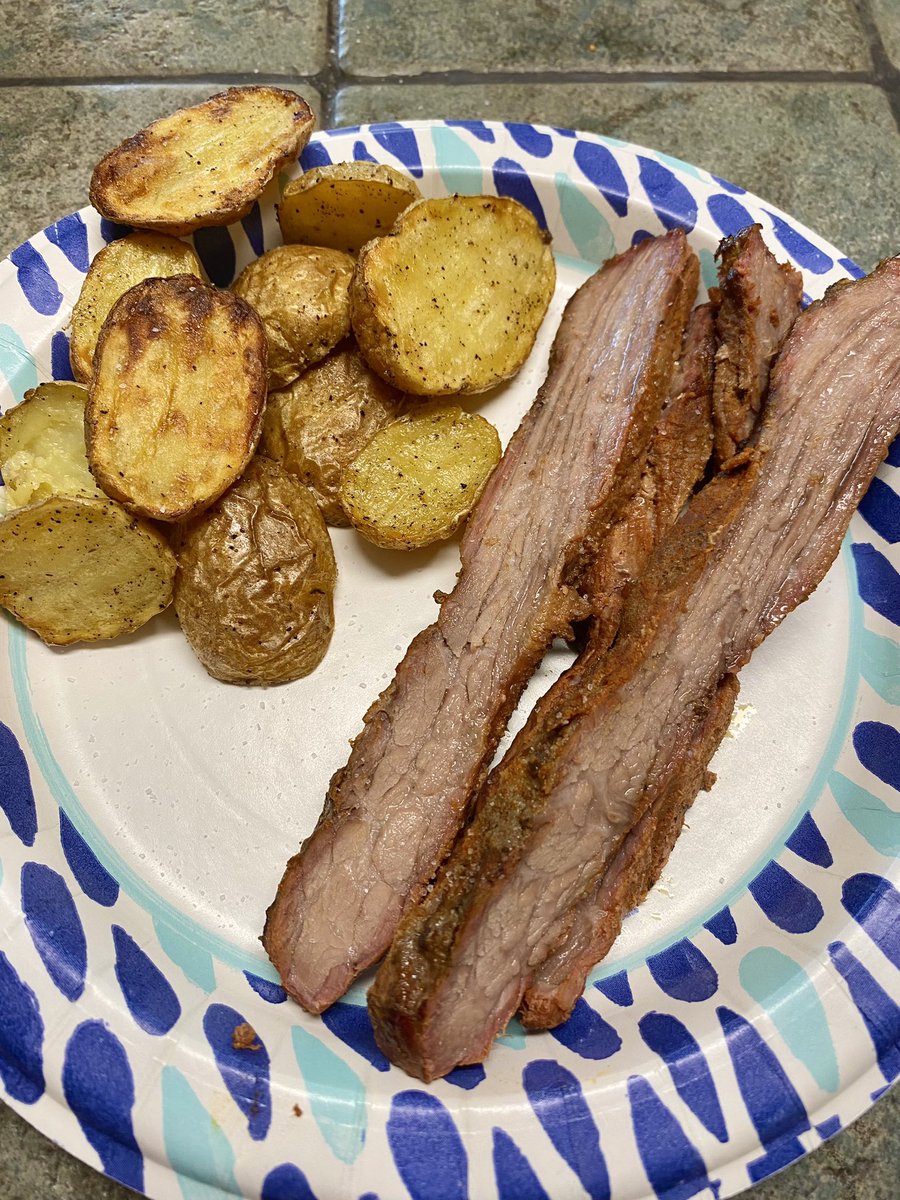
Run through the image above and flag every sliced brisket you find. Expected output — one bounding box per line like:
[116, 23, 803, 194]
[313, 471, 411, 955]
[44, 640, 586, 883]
[263, 231, 699, 1013]
[368, 257, 900, 1080]
[519, 671, 739, 1028]
[520, 233, 801, 1024]
[588, 300, 715, 650]
[712, 223, 802, 463]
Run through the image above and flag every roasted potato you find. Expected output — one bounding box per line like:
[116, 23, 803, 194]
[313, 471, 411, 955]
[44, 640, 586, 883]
[89, 86, 315, 236]
[174, 456, 337, 685]
[231, 245, 355, 390]
[0, 496, 176, 644]
[0, 382, 103, 509]
[260, 341, 406, 525]
[69, 232, 203, 382]
[86, 275, 267, 522]
[350, 194, 555, 395]
[340, 404, 501, 549]
[278, 161, 422, 254]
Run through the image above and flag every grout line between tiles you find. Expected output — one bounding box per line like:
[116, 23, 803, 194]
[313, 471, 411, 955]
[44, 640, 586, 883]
[0, 68, 887, 89]
[853, 0, 900, 131]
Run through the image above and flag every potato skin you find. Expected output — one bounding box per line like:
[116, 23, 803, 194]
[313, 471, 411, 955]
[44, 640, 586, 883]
[87, 275, 268, 522]
[350, 194, 556, 395]
[232, 245, 355, 390]
[278, 161, 421, 254]
[89, 86, 315, 236]
[69, 232, 203, 382]
[174, 456, 337, 685]
[260, 341, 405, 525]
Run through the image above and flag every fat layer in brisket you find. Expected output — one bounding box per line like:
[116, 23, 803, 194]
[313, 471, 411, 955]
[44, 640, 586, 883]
[368, 256, 900, 1080]
[263, 231, 699, 1012]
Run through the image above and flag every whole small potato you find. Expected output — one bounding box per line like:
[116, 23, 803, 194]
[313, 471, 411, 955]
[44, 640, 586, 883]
[260, 341, 406, 525]
[232, 245, 355, 390]
[174, 456, 337, 685]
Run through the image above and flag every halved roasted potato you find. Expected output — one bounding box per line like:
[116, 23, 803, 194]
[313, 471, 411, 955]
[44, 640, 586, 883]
[232, 245, 355, 390]
[0, 382, 102, 509]
[174, 456, 337, 685]
[69, 232, 203, 382]
[339, 404, 501, 549]
[350, 194, 556, 395]
[89, 86, 315, 235]
[0, 496, 176, 644]
[86, 275, 267, 522]
[278, 161, 422, 254]
[260, 341, 406, 525]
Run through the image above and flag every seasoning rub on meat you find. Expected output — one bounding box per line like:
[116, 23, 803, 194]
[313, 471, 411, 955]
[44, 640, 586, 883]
[368, 256, 900, 1080]
[263, 231, 700, 1013]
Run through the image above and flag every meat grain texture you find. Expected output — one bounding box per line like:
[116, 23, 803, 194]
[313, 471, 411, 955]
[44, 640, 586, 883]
[263, 231, 700, 1012]
[368, 256, 900, 1080]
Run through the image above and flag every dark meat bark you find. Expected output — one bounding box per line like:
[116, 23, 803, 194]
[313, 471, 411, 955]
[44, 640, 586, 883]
[368, 257, 900, 1080]
[711, 223, 802, 463]
[263, 231, 699, 1013]
[520, 237, 798, 1022]
[589, 301, 715, 650]
[519, 672, 739, 1028]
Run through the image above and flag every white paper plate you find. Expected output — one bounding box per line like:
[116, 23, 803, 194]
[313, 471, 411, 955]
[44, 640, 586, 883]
[0, 119, 897, 1200]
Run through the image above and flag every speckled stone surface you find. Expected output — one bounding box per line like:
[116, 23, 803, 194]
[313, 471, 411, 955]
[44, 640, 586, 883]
[0, 0, 328, 79]
[0, 81, 322, 259]
[335, 80, 900, 270]
[870, 0, 900, 69]
[337, 0, 870, 74]
[0, 0, 898, 1196]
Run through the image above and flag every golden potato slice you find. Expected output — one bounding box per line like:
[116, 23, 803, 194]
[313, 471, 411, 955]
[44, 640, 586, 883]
[0, 382, 103, 509]
[340, 405, 501, 549]
[174, 456, 337, 685]
[278, 161, 422, 254]
[86, 275, 267, 522]
[89, 86, 315, 236]
[260, 341, 406, 525]
[232, 245, 355, 390]
[0, 495, 176, 645]
[350, 194, 555, 395]
[69, 232, 202, 382]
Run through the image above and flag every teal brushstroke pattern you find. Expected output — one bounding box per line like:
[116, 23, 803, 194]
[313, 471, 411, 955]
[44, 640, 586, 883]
[830, 771, 900, 857]
[859, 629, 900, 705]
[497, 1016, 527, 1050]
[161, 1065, 239, 1200]
[292, 1025, 367, 1164]
[655, 150, 707, 182]
[0, 324, 38, 407]
[430, 127, 484, 196]
[153, 916, 217, 994]
[739, 946, 839, 1092]
[555, 171, 614, 263]
[699, 247, 718, 293]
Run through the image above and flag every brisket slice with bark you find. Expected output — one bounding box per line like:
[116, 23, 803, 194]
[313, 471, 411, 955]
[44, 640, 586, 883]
[368, 257, 900, 1081]
[521, 229, 801, 1026]
[712, 223, 802, 464]
[519, 672, 739, 1028]
[263, 231, 699, 1013]
[588, 300, 715, 651]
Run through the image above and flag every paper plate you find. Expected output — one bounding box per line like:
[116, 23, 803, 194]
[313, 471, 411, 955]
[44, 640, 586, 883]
[0, 119, 897, 1200]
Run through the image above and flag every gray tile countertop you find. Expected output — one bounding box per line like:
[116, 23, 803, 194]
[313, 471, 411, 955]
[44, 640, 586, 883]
[0, 1, 897, 1198]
